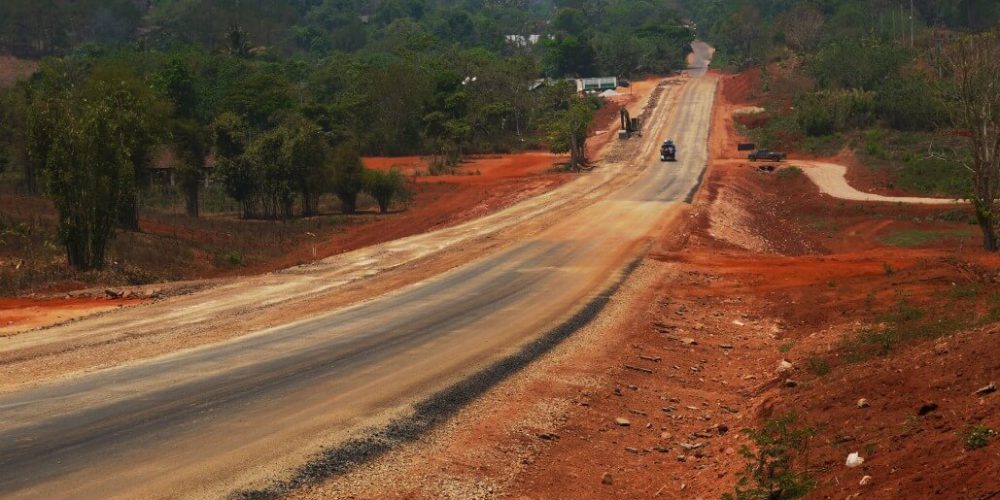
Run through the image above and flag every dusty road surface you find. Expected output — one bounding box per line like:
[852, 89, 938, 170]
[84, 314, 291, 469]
[0, 53, 717, 498]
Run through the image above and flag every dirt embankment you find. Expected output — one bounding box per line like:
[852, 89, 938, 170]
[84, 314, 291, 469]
[288, 70, 999, 500]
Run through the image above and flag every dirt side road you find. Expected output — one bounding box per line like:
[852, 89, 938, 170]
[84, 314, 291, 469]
[0, 61, 717, 498]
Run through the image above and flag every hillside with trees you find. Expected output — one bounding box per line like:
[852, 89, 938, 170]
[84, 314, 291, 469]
[676, 0, 999, 249]
[0, 0, 694, 291]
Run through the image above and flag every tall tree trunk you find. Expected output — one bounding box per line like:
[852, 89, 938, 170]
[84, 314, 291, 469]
[118, 193, 141, 231]
[184, 181, 199, 217]
[22, 162, 37, 194]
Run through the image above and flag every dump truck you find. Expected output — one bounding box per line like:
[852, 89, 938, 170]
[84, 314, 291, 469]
[660, 140, 677, 162]
[747, 148, 786, 161]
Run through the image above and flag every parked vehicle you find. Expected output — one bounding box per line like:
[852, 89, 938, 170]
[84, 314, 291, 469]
[660, 140, 677, 162]
[748, 148, 786, 161]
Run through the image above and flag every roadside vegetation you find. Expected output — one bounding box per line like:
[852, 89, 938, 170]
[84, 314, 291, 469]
[0, 0, 697, 293]
[680, 1, 1000, 250]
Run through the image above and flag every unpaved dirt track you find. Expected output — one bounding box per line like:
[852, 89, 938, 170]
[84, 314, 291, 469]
[793, 161, 964, 204]
[0, 50, 717, 498]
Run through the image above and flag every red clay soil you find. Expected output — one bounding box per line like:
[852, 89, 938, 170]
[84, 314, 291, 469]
[496, 136, 999, 499]
[419, 70, 1000, 500]
[0, 297, 143, 332]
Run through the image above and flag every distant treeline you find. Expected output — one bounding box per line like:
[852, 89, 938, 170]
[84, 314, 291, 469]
[0, 0, 696, 270]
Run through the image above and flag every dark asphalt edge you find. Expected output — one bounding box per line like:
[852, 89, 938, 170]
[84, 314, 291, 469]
[231, 255, 645, 500]
[683, 165, 707, 204]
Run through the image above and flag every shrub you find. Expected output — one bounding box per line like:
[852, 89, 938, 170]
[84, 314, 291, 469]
[961, 425, 995, 450]
[724, 413, 816, 500]
[805, 356, 830, 376]
[363, 168, 412, 214]
[796, 89, 876, 137]
[776, 166, 803, 179]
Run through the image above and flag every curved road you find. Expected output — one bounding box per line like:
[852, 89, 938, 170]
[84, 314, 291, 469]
[0, 48, 717, 499]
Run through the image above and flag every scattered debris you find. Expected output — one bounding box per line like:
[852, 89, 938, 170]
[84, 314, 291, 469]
[918, 402, 938, 416]
[974, 382, 996, 396]
[777, 359, 794, 373]
[933, 341, 949, 355]
[624, 364, 654, 374]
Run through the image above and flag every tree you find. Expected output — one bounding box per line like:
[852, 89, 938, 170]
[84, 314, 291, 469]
[36, 75, 153, 270]
[226, 24, 251, 57]
[245, 128, 295, 219]
[363, 168, 411, 213]
[280, 114, 332, 216]
[545, 95, 597, 171]
[940, 30, 1000, 251]
[213, 113, 257, 218]
[594, 30, 642, 78]
[542, 34, 596, 77]
[330, 142, 365, 214]
[715, 6, 767, 69]
[158, 58, 207, 218]
[777, 3, 824, 52]
[170, 120, 210, 217]
[424, 72, 471, 168]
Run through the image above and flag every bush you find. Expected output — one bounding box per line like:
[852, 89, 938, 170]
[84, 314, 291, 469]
[363, 168, 412, 214]
[875, 74, 946, 132]
[796, 89, 876, 137]
[961, 425, 995, 450]
[724, 413, 816, 500]
[776, 166, 803, 179]
[805, 356, 830, 376]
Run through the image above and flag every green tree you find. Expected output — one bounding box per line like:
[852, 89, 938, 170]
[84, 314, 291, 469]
[545, 95, 597, 170]
[158, 57, 208, 218]
[330, 142, 365, 214]
[35, 75, 154, 270]
[280, 114, 332, 216]
[424, 72, 471, 168]
[170, 119, 210, 217]
[213, 113, 258, 219]
[245, 128, 295, 219]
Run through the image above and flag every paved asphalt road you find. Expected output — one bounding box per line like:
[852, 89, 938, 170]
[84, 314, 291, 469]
[0, 47, 717, 499]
